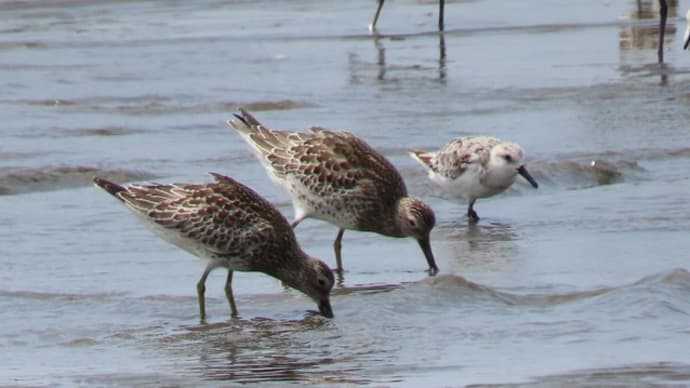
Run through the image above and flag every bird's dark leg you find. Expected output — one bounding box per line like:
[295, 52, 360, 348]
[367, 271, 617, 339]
[439, 0, 445, 31]
[196, 260, 226, 321]
[658, 0, 668, 64]
[467, 199, 479, 223]
[224, 270, 238, 318]
[333, 228, 346, 274]
[370, 0, 385, 32]
[291, 216, 305, 229]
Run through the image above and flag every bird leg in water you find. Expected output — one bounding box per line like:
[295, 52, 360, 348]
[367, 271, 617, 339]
[439, 0, 445, 31]
[224, 270, 238, 317]
[333, 228, 345, 274]
[467, 199, 480, 223]
[196, 259, 226, 321]
[658, 0, 668, 64]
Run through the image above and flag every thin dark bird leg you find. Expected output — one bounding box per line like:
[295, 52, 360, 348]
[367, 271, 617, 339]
[291, 216, 305, 228]
[467, 199, 479, 223]
[439, 0, 445, 31]
[333, 228, 346, 273]
[658, 0, 668, 64]
[196, 260, 226, 321]
[370, 0, 385, 32]
[371, 0, 444, 32]
[224, 270, 238, 318]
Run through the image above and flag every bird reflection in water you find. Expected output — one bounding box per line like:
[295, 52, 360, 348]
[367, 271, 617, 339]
[349, 33, 447, 84]
[619, 0, 678, 84]
[621, 0, 677, 59]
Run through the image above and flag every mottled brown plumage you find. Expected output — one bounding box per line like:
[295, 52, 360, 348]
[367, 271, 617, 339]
[227, 109, 438, 275]
[93, 173, 334, 320]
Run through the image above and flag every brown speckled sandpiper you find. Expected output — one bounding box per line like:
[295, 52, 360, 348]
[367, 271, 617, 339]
[227, 109, 438, 276]
[93, 173, 334, 320]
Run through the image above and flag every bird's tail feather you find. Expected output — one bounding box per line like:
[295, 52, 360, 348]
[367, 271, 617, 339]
[93, 176, 126, 202]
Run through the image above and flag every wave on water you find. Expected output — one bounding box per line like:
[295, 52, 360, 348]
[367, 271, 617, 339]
[413, 268, 690, 314]
[529, 147, 690, 190]
[0, 165, 157, 195]
[1, 96, 313, 116]
[471, 362, 690, 387]
[0, 289, 124, 301]
[40, 126, 141, 138]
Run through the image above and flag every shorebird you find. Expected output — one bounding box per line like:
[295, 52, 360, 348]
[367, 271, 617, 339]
[370, 0, 446, 32]
[93, 173, 335, 320]
[227, 109, 438, 276]
[410, 136, 538, 222]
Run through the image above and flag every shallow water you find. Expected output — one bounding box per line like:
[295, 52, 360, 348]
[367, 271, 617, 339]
[3, 0, 690, 386]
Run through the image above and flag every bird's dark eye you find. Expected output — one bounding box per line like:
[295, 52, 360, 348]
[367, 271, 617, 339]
[503, 154, 513, 162]
[408, 219, 417, 227]
[318, 279, 326, 286]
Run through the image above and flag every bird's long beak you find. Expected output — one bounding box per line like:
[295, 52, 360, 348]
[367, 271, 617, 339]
[418, 237, 439, 276]
[517, 165, 539, 188]
[318, 299, 334, 318]
[684, 26, 690, 50]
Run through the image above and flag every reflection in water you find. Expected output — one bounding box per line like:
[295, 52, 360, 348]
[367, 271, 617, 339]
[147, 268, 690, 384]
[458, 221, 518, 251]
[435, 221, 520, 271]
[374, 37, 386, 81]
[158, 282, 402, 385]
[439, 33, 447, 80]
[620, 0, 678, 65]
[348, 33, 447, 84]
[164, 317, 367, 384]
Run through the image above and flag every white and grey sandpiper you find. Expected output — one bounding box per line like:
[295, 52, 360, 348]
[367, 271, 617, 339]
[93, 173, 335, 320]
[410, 136, 538, 222]
[227, 109, 438, 275]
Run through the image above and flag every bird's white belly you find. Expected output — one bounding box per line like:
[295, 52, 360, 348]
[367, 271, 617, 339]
[430, 167, 510, 201]
[289, 187, 360, 229]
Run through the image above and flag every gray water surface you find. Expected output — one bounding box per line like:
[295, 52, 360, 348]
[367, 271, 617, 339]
[2, 0, 690, 386]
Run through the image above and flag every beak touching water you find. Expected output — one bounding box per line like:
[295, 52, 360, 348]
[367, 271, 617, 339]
[418, 237, 439, 276]
[684, 26, 690, 50]
[517, 165, 539, 189]
[318, 299, 334, 318]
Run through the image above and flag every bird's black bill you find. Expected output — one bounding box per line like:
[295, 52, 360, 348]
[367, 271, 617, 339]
[517, 166, 539, 188]
[418, 237, 439, 276]
[684, 31, 690, 50]
[318, 299, 334, 318]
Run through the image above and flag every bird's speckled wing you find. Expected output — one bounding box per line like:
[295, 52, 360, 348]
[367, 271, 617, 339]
[232, 111, 408, 203]
[426, 136, 501, 179]
[297, 127, 407, 198]
[229, 110, 410, 232]
[117, 173, 293, 259]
